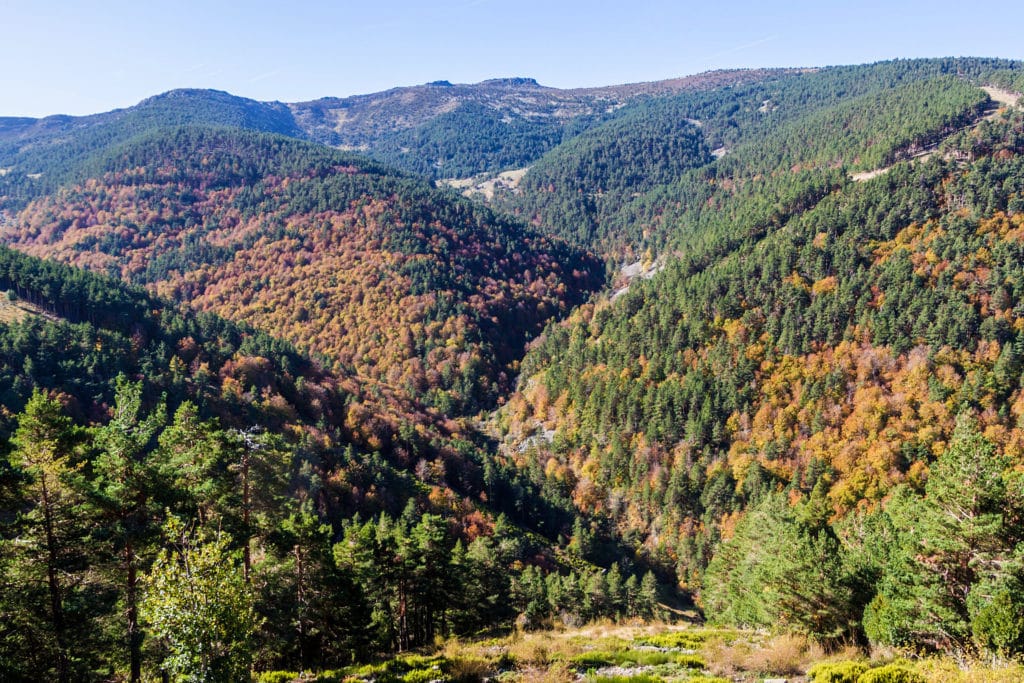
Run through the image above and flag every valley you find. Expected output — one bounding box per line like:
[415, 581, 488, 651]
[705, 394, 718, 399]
[2, 57, 1024, 682]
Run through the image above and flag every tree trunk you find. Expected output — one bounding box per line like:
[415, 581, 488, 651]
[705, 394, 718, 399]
[295, 545, 306, 668]
[126, 540, 141, 683]
[242, 448, 251, 582]
[41, 476, 69, 683]
[398, 580, 408, 652]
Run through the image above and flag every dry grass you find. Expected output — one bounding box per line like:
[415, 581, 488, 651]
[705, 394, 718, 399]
[0, 298, 30, 324]
[915, 658, 1024, 683]
[423, 624, 1024, 682]
[515, 660, 575, 683]
[706, 632, 834, 679]
[446, 656, 494, 681]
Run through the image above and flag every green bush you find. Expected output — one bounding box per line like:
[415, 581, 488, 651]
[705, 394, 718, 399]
[857, 664, 925, 683]
[570, 651, 617, 670]
[674, 653, 706, 669]
[632, 630, 707, 650]
[625, 651, 670, 666]
[970, 584, 1024, 656]
[256, 673, 299, 683]
[313, 671, 348, 683]
[807, 661, 868, 683]
[402, 669, 447, 683]
[581, 675, 661, 683]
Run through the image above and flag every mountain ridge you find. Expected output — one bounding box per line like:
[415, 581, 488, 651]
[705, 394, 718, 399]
[6, 57, 1024, 679]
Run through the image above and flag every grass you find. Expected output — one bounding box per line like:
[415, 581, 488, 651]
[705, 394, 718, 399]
[251, 624, 1024, 682]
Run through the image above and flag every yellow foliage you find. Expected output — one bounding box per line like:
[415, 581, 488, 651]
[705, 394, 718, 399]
[810, 276, 837, 295]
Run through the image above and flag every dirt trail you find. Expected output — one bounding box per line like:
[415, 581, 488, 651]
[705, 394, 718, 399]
[851, 85, 1021, 183]
[982, 86, 1020, 108]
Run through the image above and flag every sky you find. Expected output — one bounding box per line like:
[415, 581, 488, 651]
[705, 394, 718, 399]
[2, 0, 1024, 118]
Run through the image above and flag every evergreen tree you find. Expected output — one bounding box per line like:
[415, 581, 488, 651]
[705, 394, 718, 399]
[4, 390, 89, 682]
[865, 418, 1024, 654]
[92, 377, 166, 683]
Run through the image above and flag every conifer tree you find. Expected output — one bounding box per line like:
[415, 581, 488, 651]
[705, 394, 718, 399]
[5, 390, 87, 682]
[92, 377, 166, 683]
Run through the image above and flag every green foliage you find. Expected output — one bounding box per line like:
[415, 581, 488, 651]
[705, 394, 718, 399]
[632, 630, 714, 650]
[568, 648, 704, 671]
[0, 389, 97, 681]
[808, 661, 869, 683]
[503, 58, 997, 252]
[968, 580, 1024, 657]
[401, 669, 443, 683]
[581, 675, 661, 683]
[507, 99, 711, 245]
[865, 419, 1024, 653]
[703, 494, 860, 642]
[371, 101, 597, 178]
[570, 651, 617, 669]
[141, 518, 259, 682]
[255, 672, 299, 683]
[856, 664, 925, 683]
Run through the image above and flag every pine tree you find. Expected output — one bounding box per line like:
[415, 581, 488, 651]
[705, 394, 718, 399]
[92, 376, 166, 683]
[5, 390, 87, 682]
[865, 417, 1024, 653]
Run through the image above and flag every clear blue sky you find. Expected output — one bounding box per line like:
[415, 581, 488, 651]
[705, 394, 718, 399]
[2, 0, 1023, 117]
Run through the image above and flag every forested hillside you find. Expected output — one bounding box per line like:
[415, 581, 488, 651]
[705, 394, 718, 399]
[0, 247, 651, 682]
[0, 69, 789, 212]
[290, 69, 790, 177]
[1, 127, 603, 416]
[499, 58, 1020, 255]
[0, 89, 304, 209]
[5, 57, 1024, 681]
[497, 58, 1024, 652]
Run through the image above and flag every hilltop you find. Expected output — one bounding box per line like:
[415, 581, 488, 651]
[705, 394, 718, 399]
[0, 69, 795, 203]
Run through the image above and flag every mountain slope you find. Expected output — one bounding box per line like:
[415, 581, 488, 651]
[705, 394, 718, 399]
[0, 69, 795, 210]
[1, 127, 603, 415]
[0, 89, 305, 209]
[290, 69, 794, 175]
[494, 59, 1024, 598]
[497, 58, 1021, 255]
[0, 243, 631, 680]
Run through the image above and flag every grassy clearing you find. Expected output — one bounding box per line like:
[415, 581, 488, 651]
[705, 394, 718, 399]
[254, 624, 1024, 682]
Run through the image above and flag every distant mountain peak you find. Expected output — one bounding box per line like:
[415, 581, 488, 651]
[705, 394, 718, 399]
[478, 77, 542, 87]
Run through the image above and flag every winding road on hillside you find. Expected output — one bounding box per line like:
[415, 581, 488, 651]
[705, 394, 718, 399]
[851, 85, 1020, 182]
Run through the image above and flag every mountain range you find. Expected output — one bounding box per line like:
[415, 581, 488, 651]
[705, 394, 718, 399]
[3, 57, 1024, 681]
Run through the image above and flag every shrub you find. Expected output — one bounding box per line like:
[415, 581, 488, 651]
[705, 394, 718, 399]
[633, 631, 704, 650]
[857, 664, 924, 683]
[675, 654, 707, 669]
[256, 673, 299, 683]
[402, 669, 447, 683]
[569, 651, 617, 670]
[446, 657, 493, 682]
[970, 584, 1024, 657]
[626, 651, 670, 666]
[808, 661, 868, 683]
[313, 671, 349, 683]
